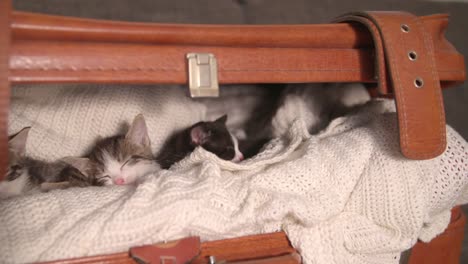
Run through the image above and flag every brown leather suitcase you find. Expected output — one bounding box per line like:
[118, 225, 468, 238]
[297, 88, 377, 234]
[0, 0, 465, 263]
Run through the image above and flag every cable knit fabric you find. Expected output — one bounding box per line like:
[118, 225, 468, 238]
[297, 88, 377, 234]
[1, 86, 467, 264]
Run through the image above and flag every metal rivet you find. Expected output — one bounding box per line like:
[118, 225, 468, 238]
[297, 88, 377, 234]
[401, 24, 410, 33]
[408, 51, 417, 61]
[414, 78, 424, 88]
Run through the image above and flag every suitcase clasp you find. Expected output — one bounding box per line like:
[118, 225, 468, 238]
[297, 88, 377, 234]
[186, 53, 219, 98]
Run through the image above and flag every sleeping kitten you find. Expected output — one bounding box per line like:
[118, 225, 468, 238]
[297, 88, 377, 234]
[86, 114, 160, 185]
[230, 83, 370, 158]
[271, 83, 371, 137]
[0, 128, 99, 199]
[156, 115, 244, 169]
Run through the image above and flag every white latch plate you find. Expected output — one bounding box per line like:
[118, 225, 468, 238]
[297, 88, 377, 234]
[186, 53, 219, 97]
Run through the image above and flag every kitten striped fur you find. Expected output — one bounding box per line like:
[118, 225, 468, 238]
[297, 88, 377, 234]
[86, 114, 160, 185]
[1, 128, 100, 199]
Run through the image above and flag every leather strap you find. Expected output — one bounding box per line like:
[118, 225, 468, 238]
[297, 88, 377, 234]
[0, 0, 11, 179]
[336, 12, 448, 159]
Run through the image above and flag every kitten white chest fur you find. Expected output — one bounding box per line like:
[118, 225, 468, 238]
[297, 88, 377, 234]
[230, 133, 244, 162]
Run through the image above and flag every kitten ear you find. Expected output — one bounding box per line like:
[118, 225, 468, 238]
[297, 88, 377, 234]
[126, 114, 151, 148]
[190, 126, 210, 146]
[62, 157, 91, 177]
[215, 115, 228, 124]
[9, 127, 31, 155]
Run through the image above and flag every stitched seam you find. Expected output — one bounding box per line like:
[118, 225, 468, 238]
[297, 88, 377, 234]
[12, 68, 364, 72]
[12, 68, 465, 74]
[438, 70, 466, 73]
[438, 49, 466, 54]
[417, 17, 446, 157]
[222, 69, 362, 72]
[420, 15, 449, 22]
[14, 66, 184, 72]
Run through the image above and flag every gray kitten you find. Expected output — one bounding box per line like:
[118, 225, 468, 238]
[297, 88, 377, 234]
[85, 114, 161, 186]
[0, 128, 100, 199]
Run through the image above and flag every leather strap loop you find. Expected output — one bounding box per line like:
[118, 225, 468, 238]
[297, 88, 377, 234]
[336, 11, 447, 159]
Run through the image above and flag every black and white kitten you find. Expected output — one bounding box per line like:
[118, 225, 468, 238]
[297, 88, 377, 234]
[0, 128, 99, 199]
[86, 114, 161, 186]
[271, 83, 371, 137]
[156, 115, 244, 169]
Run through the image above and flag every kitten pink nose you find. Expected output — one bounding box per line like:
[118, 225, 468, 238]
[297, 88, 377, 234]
[114, 178, 125, 185]
[233, 153, 244, 162]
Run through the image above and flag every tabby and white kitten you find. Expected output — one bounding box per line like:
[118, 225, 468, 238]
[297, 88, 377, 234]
[0, 128, 99, 199]
[86, 114, 161, 185]
[156, 115, 244, 169]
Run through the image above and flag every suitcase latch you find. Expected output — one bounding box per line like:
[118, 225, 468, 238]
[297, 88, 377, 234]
[186, 53, 219, 98]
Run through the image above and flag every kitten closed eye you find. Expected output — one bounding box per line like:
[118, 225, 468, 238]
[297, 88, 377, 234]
[86, 114, 161, 186]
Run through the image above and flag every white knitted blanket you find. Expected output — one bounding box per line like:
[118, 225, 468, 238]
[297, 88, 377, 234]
[2, 85, 467, 264]
[9, 84, 207, 161]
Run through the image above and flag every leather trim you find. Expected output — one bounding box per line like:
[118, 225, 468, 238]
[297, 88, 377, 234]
[228, 253, 301, 264]
[129, 236, 200, 264]
[9, 12, 465, 86]
[10, 41, 375, 84]
[408, 207, 466, 264]
[11, 11, 374, 48]
[39, 232, 296, 264]
[192, 232, 296, 263]
[0, 0, 11, 181]
[39, 252, 134, 264]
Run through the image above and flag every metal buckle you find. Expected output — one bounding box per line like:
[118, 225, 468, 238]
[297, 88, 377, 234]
[186, 53, 219, 97]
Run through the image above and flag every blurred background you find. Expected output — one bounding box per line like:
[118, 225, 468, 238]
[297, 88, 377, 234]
[12, 0, 468, 262]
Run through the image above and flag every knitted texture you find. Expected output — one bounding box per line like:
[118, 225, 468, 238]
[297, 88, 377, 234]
[9, 84, 206, 160]
[2, 86, 467, 264]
